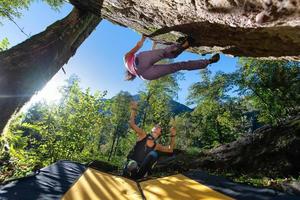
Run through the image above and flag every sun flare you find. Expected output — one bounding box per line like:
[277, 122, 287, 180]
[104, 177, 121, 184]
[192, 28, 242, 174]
[21, 76, 64, 112]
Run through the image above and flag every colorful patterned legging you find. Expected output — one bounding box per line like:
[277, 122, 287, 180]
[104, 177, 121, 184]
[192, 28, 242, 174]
[135, 44, 210, 80]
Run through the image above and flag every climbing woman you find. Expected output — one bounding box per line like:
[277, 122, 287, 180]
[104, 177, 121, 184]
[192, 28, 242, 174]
[124, 34, 220, 81]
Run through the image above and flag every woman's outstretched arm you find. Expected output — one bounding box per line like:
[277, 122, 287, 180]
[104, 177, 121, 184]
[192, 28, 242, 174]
[125, 35, 147, 58]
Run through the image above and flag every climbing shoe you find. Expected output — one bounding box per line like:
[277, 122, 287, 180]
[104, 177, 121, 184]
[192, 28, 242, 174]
[209, 54, 220, 63]
[171, 36, 196, 57]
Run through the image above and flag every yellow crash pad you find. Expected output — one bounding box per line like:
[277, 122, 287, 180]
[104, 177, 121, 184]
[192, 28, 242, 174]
[62, 168, 234, 200]
[140, 174, 234, 200]
[62, 168, 142, 200]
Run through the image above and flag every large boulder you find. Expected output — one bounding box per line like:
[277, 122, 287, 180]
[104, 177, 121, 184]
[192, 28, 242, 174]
[71, 0, 300, 60]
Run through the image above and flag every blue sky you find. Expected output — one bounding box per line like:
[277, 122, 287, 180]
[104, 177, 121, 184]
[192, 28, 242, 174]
[0, 2, 238, 106]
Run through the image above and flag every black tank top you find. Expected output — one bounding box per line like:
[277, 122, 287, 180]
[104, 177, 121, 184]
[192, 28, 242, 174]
[127, 134, 156, 165]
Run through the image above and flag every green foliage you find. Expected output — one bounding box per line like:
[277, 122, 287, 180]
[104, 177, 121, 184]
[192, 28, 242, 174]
[0, 0, 64, 24]
[236, 59, 300, 124]
[108, 131, 137, 167]
[185, 146, 202, 156]
[0, 37, 9, 51]
[172, 113, 194, 150]
[0, 0, 30, 22]
[186, 70, 244, 148]
[1, 77, 143, 181]
[107, 91, 132, 161]
[2, 76, 109, 181]
[42, 0, 65, 10]
[182, 59, 299, 149]
[110, 92, 132, 138]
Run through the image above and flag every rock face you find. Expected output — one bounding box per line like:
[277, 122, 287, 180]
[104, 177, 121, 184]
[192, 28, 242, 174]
[89, 0, 300, 60]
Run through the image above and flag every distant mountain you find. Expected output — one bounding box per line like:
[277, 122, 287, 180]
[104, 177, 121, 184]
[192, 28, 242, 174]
[169, 99, 193, 115]
[131, 94, 192, 115]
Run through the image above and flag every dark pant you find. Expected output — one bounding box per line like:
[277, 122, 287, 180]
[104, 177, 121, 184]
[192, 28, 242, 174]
[135, 44, 210, 80]
[123, 151, 158, 179]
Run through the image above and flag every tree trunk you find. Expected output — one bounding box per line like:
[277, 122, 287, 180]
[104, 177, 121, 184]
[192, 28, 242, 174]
[0, 8, 102, 133]
[112, 136, 120, 157]
[70, 0, 300, 60]
[108, 131, 117, 161]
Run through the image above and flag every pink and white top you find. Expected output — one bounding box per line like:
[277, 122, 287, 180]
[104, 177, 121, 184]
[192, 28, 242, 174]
[124, 53, 138, 76]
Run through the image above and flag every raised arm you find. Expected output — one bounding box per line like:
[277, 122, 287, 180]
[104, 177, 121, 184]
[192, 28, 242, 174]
[155, 127, 176, 153]
[125, 35, 147, 58]
[129, 101, 147, 140]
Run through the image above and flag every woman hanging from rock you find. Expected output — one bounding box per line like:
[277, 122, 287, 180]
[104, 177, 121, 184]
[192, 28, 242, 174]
[124, 35, 220, 81]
